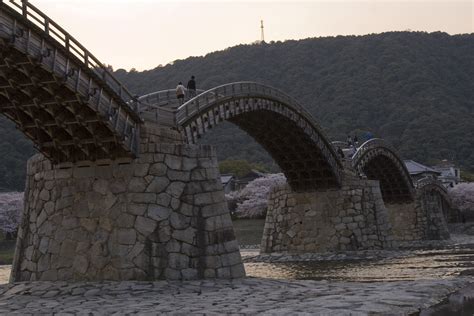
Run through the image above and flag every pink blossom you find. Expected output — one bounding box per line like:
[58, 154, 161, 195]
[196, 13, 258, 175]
[226, 174, 286, 219]
[0, 192, 23, 234]
[448, 183, 474, 213]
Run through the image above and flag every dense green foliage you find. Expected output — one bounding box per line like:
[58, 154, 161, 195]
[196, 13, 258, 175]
[219, 160, 267, 178]
[0, 31, 473, 191]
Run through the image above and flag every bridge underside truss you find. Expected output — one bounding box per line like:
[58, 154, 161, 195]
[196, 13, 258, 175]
[0, 2, 141, 163]
[0, 42, 130, 162]
[362, 154, 413, 203]
[178, 95, 342, 192]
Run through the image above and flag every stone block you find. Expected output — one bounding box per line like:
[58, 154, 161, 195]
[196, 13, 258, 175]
[73, 166, 95, 179]
[92, 179, 110, 195]
[146, 177, 169, 193]
[166, 240, 181, 253]
[148, 205, 171, 221]
[167, 170, 190, 182]
[39, 189, 50, 201]
[73, 255, 89, 275]
[149, 163, 167, 176]
[156, 193, 172, 207]
[133, 164, 150, 177]
[170, 212, 190, 230]
[182, 157, 198, 171]
[166, 182, 186, 198]
[204, 269, 216, 278]
[190, 169, 207, 181]
[164, 155, 182, 170]
[172, 227, 196, 245]
[135, 216, 157, 236]
[117, 229, 137, 245]
[181, 243, 199, 257]
[116, 213, 136, 229]
[41, 269, 58, 281]
[230, 264, 246, 278]
[164, 268, 181, 280]
[80, 218, 97, 232]
[181, 268, 198, 280]
[194, 192, 213, 206]
[216, 267, 231, 278]
[128, 178, 148, 192]
[109, 179, 127, 194]
[130, 193, 156, 204]
[168, 253, 189, 270]
[128, 204, 147, 216]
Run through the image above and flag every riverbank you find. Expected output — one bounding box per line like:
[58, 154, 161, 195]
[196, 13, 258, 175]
[0, 277, 471, 314]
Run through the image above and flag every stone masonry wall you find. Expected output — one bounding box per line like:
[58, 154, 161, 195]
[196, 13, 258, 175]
[385, 193, 450, 243]
[11, 124, 245, 282]
[261, 175, 393, 253]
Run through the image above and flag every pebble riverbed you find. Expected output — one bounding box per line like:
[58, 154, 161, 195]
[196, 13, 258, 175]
[0, 233, 473, 314]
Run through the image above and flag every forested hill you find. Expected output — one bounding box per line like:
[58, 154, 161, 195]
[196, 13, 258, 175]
[118, 31, 474, 172]
[1, 31, 473, 191]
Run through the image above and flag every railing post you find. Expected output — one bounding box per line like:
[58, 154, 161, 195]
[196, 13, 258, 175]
[21, 0, 28, 17]
[44, 18, 50, 35]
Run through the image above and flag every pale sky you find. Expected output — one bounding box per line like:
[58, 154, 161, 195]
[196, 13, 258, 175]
[31, 0, 473, 71]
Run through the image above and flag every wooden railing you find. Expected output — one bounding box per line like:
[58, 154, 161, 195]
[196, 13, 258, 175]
[177, 82, 318, 128]
[174, 81, 343, 173]
[138, 89, 205, 111]
[415, 177, 447, 192]
[351, 138, 394, 166]
[0, 0, 141, 155]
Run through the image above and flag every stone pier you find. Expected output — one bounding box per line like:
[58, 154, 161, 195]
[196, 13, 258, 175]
[11, 124, 245, 282]
[386, 191, 450, 243]
[261, 174, 394, 253]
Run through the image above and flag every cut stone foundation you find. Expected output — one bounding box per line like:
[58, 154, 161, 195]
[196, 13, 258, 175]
[261, 174, 394, 253]
[11, 124, 245, 282]
[387, 191, 450, 242]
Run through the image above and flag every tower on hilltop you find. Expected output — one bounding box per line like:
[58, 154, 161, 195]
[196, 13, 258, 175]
[260, 20, 265, 43]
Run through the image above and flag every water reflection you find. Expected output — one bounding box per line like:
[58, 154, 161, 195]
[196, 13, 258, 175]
[245, 249, 474, 282]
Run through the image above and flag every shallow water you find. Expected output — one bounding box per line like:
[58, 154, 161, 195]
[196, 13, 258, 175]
[244, 246, 474, 282]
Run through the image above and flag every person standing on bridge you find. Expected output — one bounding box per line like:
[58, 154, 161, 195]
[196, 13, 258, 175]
[187, 75, 197, 99]
[346, 135, 352, 147]
[353, 135, 359, 147]
[176, 82, 186, 105]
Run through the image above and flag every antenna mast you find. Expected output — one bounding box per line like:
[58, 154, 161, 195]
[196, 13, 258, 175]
[260, 20, 265, 43]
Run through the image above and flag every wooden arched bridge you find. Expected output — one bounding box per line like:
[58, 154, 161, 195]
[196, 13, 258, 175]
[2, 0, 457, 282]
[0, 0, 141, 162]
[352, 138, 414, 203]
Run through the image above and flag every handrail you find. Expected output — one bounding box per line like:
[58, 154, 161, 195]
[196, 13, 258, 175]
[138, 88, 206, 111]
[175, 81, 343, 169]
[351, 138, 395, 166]
[416, 177, 447, 192]
[1, 0, 136, 107]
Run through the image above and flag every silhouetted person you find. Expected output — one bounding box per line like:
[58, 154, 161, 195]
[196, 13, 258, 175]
[353, 135, 359, 147]
[187, 75, 197, 98]
[337, 147, 344, 159]
[346, 135, 352, 147]
[176, 82, 186, 105]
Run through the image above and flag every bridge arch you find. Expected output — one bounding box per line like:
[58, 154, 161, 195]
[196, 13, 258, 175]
[352, 138, 414, 203]
[415, 177, 456, 222]
[162, 82, 344, 192]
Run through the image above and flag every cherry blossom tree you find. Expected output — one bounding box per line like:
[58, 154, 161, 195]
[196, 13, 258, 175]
[449, 183, 474, 214]
[0, 192, 23, 238]
[226, 173, 286, 219]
